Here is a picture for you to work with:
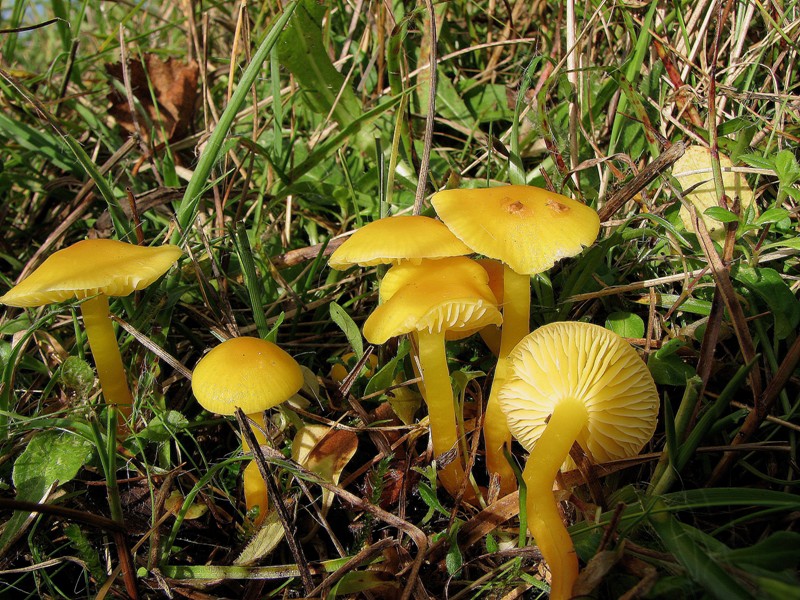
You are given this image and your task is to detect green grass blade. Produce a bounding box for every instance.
[647,498,755,600]
[174,1,298,237]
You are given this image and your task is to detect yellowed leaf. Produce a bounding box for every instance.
[164,490,207,520]
[386,379,422,426]
[291,425,358,515]
[672,145,754,241]
[234,504,287,565]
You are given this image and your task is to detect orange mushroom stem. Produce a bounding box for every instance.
[363,257,502,503]
[416,329,472,498]
[521,397,588,599]
[432,185,601,497]
[483,265,531,495]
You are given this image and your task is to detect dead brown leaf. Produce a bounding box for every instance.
[106,53,198,144]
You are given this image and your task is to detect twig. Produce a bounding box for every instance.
[689,205,762,402]
[0,498,138,599]
[235,410,316,595]
[308,538,396,598]
[708,334,800,484]
[413,0,437,215]
[597,141,685,222]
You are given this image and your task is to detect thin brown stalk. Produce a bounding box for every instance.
[236,410,316,595]
[414,0,438,215]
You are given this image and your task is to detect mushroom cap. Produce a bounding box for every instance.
[328,215,472,270]
[431,185,600,275]
[0,239,182,307]
[192,337,304,415]
[363,258,502,344]
[378,256,495,303]
[499,321,658,464]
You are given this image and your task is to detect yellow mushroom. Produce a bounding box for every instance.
[0,239,182,429]
[191,336,304,525]
[363,257,502,503]
[499,322,658,599]
[328,215,471,270]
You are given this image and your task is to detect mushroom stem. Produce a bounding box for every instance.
[80,295,134,428]
[243,460,269,527]
[522,398,589,600]
[417,329,476,503]
[242,412,270,526]
[484,265,530,496]
[242,412,268,452]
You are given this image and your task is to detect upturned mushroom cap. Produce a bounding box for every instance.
[431,185,600,275]
[328,215,472,270]
[0,239,183,307]
[363,259,502,344]
[192,337,304,415]
[499,321,658,464]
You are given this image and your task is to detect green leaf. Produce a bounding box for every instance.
[329,302,364,359]
[703,206,740,223]
[0,430,94,554]
[648,353,695,386]
[723,532,800,571]
[417,480,449,518]
[462,83,511,123]
[655,338,687,359]
[647,501,756,600]
[604,311,645,338]
[774,149,800,185]
[717,117,755,136]
[763,237,800,250]
[445,522,464,576]
[363,338,410,398]
[435,71,472,122]
[733,266,800,340]
[332,571,398,596]
[738,153,774,171]
[754,208,790,226]
[756,576,800,600]
[276,0,364,143]
[59,356,95,400]
[139,410,189,443]
[0,112,76,173]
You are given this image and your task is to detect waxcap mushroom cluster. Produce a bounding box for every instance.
[329,184,604,502]
[327,184,659,597]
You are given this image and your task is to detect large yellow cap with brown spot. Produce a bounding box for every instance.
[0,239,182,307]
[192,337,304,415]
[431,185,600,275]
[328,215,472,270]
